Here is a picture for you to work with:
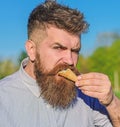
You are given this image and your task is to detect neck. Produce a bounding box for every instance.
[24,60,36,79]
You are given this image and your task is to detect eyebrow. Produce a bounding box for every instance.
[54,42,67,49]
[54,42,81,51]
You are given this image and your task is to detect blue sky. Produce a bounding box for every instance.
[0,0,120,59]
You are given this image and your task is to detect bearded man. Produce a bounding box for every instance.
[0,1,120,127]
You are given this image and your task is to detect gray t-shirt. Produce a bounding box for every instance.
[0,58,113,127]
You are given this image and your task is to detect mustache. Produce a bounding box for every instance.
[46,64,80,76]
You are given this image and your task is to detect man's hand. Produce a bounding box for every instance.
[76,72,114,106]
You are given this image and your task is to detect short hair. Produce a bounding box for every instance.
[27,0,88,41]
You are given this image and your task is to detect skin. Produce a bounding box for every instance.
[25,26,80,78]
[25,26,120,127]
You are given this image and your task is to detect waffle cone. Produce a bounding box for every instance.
[58,69,77,82]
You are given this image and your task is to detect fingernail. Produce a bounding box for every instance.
[77,76,82,80]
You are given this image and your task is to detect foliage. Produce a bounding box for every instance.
[86,39,120,87]
[0,51,27,79]
[17,50,28,66]
[76,55,89,73]
[115,91,120,99]
[0,59,18,79]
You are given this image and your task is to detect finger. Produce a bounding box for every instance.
[76,78,112,97]
[76,78,110,87]
[81,90,102,98]
[78,72,109,80]
[78,85,106,93]
[81,90,108,102]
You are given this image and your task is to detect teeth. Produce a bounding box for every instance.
[58,68,77,82]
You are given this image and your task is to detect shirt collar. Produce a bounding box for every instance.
[19,57,40,97]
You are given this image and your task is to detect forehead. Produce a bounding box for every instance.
[44,26,81,47]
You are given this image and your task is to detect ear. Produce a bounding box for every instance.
[25,40,36,62]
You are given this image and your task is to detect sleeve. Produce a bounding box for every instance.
[92,100,113,127]
[77,89,113,127]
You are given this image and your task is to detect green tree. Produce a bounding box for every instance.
[17,50,28,66]
[0,59,18,79]
[87,39,120,91]
[76,55,89,73]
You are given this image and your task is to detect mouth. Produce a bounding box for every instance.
[57,68,77,82]
[42,64,79,80]
[46,68,68,76]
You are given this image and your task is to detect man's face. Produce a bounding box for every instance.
[34,26,81,108]
[35,26,80,72]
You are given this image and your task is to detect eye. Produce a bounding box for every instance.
[53,46,62,50]
[52,44,67,50]
[71,48,80,54]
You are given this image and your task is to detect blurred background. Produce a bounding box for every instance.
[0,0,120,97]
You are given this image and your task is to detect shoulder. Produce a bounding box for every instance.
[0,70,27,106]
[0,71,21,93]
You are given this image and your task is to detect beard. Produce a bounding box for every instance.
[34,53,80,109]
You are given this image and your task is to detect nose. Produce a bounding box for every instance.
[62,51,74,66]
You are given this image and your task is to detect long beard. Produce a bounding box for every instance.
[34,54,80,109]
